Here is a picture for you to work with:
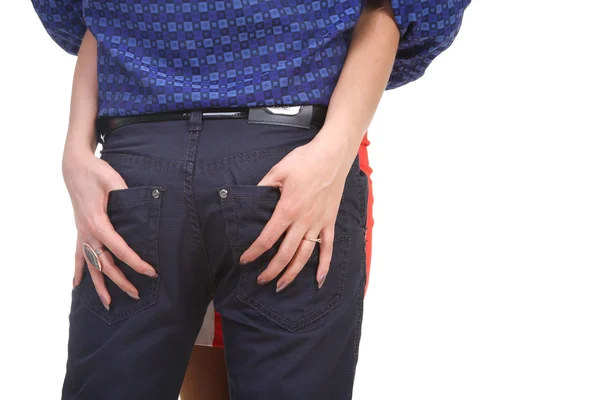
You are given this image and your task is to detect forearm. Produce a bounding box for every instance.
[63,29,99,162]
[315,2,399,163]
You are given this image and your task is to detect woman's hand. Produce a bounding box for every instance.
[239,130,358,292]
[63,149,158,310]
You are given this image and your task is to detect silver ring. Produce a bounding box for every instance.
[82,243,105,272]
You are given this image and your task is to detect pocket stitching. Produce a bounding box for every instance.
[220,186,351,332]
[107,199,155,208]
[237,233,350,332]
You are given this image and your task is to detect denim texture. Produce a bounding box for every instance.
[63,113,368,399]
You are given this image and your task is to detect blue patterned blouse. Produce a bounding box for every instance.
[32,0,469,117]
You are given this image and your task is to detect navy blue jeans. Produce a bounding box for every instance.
[63,112,369,399]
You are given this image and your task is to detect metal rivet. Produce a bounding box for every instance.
[152,189,161,199]
[219,189,228,199]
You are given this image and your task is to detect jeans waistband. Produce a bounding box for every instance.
[95,105,328,144]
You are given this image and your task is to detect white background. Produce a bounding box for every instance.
[2,1,599,399]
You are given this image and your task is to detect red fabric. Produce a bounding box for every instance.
[212,310,224,348]
[358,133,374,295]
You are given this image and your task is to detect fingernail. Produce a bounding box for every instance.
[145,269,158,278]
[126,291,140,300]
[276,281,289,292]
[101,297,110,311]
[257,276,266,285]
[239,257,247,265]
[318,273,327,289]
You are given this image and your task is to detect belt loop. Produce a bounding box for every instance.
[188,110,203,132]
[95,119,106,144]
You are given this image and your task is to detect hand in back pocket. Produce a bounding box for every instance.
[219,183,352,332]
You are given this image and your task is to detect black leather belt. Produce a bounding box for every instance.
[96,105,327,144]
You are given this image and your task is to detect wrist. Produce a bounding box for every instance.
[62,140,97,176]
[314,122,365,166]
[64,127,98,154]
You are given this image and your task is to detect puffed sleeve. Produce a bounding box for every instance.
[386,0,471,89]
[31,0,86,55]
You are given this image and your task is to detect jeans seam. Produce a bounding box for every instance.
[353,225,367,364]
[196,146,295,173]
[219,186,242,265]
[353,294,364,366]
[101,152,185,171]
[106,199,154,208]
[355,157,368,230]
[184,112,217,293]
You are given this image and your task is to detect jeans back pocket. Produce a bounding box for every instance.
[219,184,351,332]
[74,185,163,325]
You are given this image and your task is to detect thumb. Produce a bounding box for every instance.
[99,159,128,191]
[256,166,284,189]
[105,171,128,192]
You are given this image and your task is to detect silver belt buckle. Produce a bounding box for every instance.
[262,105,303,116]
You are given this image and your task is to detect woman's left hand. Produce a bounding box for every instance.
[239,131,357,292]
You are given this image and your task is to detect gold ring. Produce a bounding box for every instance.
[82,243,105,272]
[303,237,321,243]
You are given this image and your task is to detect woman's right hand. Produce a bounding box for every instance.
[63,149,159,310]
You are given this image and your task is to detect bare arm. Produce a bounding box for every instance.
[241,2,400,289]
[63,29,99,159]
[315,1,400,168]
[62,29,158,307]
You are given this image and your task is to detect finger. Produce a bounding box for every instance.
[73,234,85,288]
[275,228,321,292]
[239,202,295,264]
[256,165,283,188]
[315,226,335,289]
[98,251,140,300]
[84,238,111,310]
[256,223,307,289]
[92,213,158,278]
